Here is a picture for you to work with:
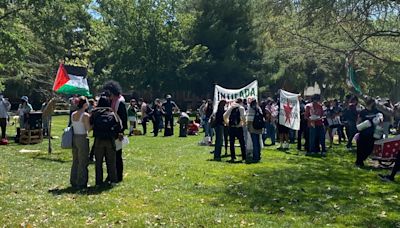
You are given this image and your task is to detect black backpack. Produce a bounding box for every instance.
[252,107,265,130]
[229,107,241,126]
[93,109,121,139]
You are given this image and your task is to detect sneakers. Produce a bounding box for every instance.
[283,142,290,150]
[379,174,394,182]
[355,162,364,168]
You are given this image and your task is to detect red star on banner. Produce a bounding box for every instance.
[283,101,293,124]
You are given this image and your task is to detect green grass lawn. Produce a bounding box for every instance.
[0,116,399,227]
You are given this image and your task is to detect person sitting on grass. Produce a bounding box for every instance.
[178,109,190,137]
[188,120,200,135]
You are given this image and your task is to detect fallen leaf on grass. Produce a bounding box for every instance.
[333,204,340,210]
[20,222,32,228]
[86,217,96,225]
[378,211,387,218]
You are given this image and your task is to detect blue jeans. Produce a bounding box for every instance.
[204,118,214,138]
[251,133,261,161]
[309,125,326,153]
[263,122,276,145]
[214,125,224,159]
[289,129,295,143]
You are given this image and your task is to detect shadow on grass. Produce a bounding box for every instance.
[48,185,113,196]
[206,152,400,227]
[31,154,70,163]
[33,156,70,163]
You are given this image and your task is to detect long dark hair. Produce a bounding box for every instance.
[217,100,226,112]
[97,96,111,108]
[77,96,88,109]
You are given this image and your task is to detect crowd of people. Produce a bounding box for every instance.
[198,93,400,180]
[2,86,400,187]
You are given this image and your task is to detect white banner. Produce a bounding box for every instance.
[279,89,300,130]
[213,81,258,111]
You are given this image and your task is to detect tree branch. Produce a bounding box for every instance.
[287,30,348,55]
[0,5,25,21]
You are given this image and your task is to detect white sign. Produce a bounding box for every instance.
[213,81,258,111]
[279,89,300,130]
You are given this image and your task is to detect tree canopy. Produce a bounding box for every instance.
[1,0,400,105]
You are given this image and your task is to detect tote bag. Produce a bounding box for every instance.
[61,127,73,149]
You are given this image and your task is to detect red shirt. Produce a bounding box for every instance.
[305,102,324,127]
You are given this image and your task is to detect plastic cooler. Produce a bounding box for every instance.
[372,135,400,166]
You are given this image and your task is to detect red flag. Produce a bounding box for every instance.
[53,64,70,91]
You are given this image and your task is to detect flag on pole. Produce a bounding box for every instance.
[346,64,362,95]
[53,64,91,96]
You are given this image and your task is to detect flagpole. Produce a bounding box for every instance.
[48,117,52,154]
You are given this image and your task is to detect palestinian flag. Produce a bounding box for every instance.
[346,63,362,95]
[53,64,91,96]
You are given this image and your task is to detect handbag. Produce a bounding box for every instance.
[61,126,74,149]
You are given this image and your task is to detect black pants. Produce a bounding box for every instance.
[179,118,189,137]
[0,118,7,139]
[142,117,149,135]
[390,153,400,179]
[164,115,174,136]
[356,133,375,166]
[229,127,246,160]
[297,121,308,150]
[153,119,160,136]
[224,126,229,154]
[116,149,123,182]
[337,125,346,143]
[89,144,95,160]
[345,122,357,148]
